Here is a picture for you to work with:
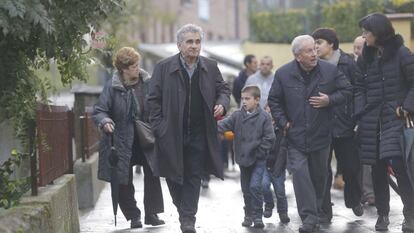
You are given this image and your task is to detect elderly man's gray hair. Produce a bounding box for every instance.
[291,35,314,55]
[176,24,204,43]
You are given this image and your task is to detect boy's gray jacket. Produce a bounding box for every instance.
[218,107,275,167]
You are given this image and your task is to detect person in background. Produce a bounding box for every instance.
[147,24,230,233]
[312,28,364,223]
[268,35,352,233]
[93,47,165,229]
[218,85,275,229]
[355,13,414,232]
[232,54,258,106]
[245,56,290,224]
[353,35,376,206]
[353,36,365,61]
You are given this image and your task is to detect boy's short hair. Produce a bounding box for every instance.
[241,85,261,99]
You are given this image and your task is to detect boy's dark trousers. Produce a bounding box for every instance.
[321,136,362,219]
[240,160,266,221]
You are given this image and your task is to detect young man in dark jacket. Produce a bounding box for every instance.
[218,85,275,229]
[312,28,364,223]
[232,54,258,106]
[268,35,352,233]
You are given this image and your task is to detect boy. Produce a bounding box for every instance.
[218,85,275,228]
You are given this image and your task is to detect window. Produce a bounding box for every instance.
[198,0,209,21]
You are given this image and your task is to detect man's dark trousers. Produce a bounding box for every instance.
[287,146,330,226]
[321,137,362,219]
[166,130,207,225]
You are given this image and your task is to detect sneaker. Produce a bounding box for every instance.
[145,214,165,226]
[402,218,414,232]
[130,217,143,228]
[253,219,264,228]
[375,215,390,231]
[299,223,319,233]
[352,203,364,217]
[241,216,252,227]
[263,207,273,218]
[279,213,290,223]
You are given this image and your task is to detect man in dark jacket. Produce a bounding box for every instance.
[232,54,258,106]
[268,35,352,233]
[147,24,230,233]
[312,28,363,223]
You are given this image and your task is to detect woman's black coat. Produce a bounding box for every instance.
[354,35,414,164]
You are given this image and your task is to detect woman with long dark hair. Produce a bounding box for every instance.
[355,13,414,232]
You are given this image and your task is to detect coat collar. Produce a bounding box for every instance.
[362,34,404,63]
[168,53,208,74]
[111,68,151,91]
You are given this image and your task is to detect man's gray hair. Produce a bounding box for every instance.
[291,35,314,55]
[176,24,204,43]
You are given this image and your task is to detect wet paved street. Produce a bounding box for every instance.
[80,165,405,233]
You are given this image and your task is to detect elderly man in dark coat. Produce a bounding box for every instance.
[268,35,352,233]
[147,24,230,233]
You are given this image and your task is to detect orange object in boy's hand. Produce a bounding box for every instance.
[223,131,234,141]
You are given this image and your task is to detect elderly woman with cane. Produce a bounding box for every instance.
[93,47,165,228]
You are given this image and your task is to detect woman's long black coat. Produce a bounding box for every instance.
[354,35,414,164]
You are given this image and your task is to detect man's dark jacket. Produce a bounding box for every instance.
[333,51,358,138]
[232,69,249,105]
[268,60,352,153]
[147,53,230,184]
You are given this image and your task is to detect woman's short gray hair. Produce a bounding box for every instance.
[176,24,204,43]
[291,35,314,55]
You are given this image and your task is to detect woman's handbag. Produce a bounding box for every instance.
[135,120,155,149]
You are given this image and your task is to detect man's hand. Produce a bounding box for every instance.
[213,104,224,117]
[103,123,114,133]
[309,92,330,108]
[283,122,291,136]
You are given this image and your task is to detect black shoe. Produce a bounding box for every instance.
[130,217,142,228]
[253,219,264,228]
[241,216,253,227]
[402,218,414,232]
[299,223,319,233]
[145,214,165,226]
[375,215,390,231]
[352,203,364,217]
[279,213,290,223]
[263,207,273,218]
[180,222,196,233]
